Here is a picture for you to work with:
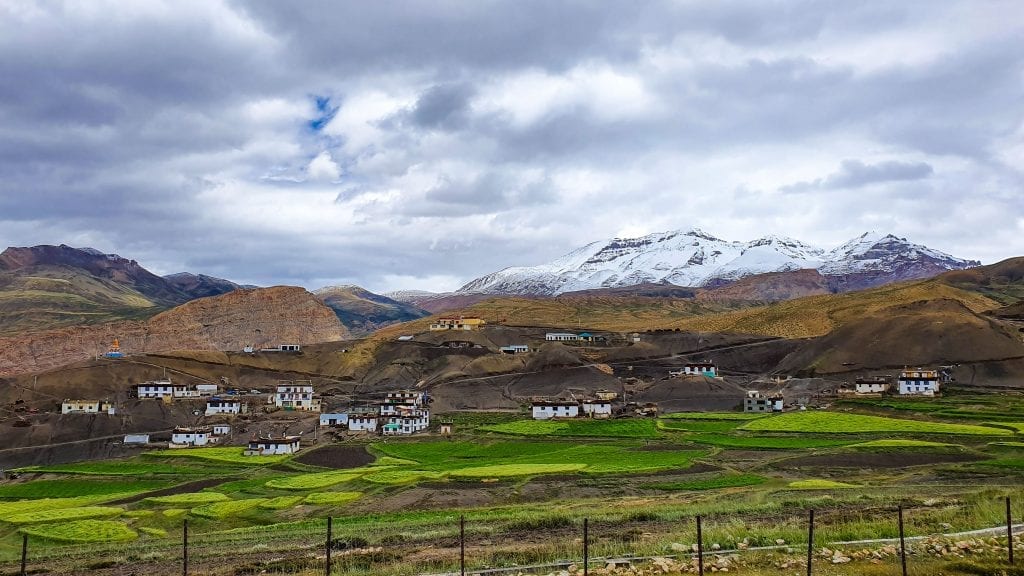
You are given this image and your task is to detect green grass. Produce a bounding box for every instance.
[0,496,128,520]
[2,506,124,524]
[661,412,767,420]
[788,479,859,489]
[686,433,853,449]
[259,496,304,510]
[975,458,1024,470]
[984,422,1024,433]
[362,470,447,484]
[644,473,767,491]
[264,471,363,490]
[657,419,744,433]
[303,492,362,506]
[162,508,187,518]
[449,463,588,478]
[0,479,170,499]
[740,411,1010,435]
[146,492,230,505]
[145,447,288,465]
[18,460,233,476]
[19,520,138,543]
[138,527,168,537]
[480,419,658,438]
[190,498,268,519]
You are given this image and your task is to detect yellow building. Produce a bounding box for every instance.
[429,316,486,331]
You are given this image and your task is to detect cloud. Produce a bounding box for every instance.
[781,159,934,193]
[0,0,1022,293]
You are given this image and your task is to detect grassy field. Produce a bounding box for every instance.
[145,493,229,505]
[264,470,364,490]
[686,433,853,449]
[740,411,1011,435]
[480,418,658,438]
[787,479,860,489]
[144,447,288,465]
[18,520,138,543]
[190,498,268,519]
[644,474,767,491]
[302,492,362,506]
[0,479,169,499]
[3,506,123,524]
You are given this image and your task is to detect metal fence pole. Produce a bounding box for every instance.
[326,516,333,576]
[1008,496,1015,565]
[460,515,465,576]
[20,533,27,576]
[806,509,814,576]
[583,518,589,576]
[696,515,704,576]
[183,518,189,576]
[898,506,908,576]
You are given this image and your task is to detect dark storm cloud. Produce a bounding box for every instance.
[0,1,1021,292]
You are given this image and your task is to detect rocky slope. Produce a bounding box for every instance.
[0,286,349,377]
[162,272,244,299]
[458,230,979,295]
[314,285,430,336]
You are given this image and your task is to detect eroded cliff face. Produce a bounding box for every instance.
[0,286,349,376]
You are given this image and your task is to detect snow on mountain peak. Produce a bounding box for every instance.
[457,229,978,295]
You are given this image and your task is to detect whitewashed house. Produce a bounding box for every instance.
[898,369,940,396]
[348,415,379,433]
[682,362,717,378]
[212,425,231,436]
[205,399,241,416]
[500,345,530,354]
[382,409,430,435]
[273,382,320,411]
[531,400,580,420]
[429,317,485,331]
[136,379,175,399]
[170,426,214,447]
[581,399,613,418]
[385,390,425,406]
[545,333,578,342]
[245,435,301,455]
[61,400,114,415]
[319,413,349,427]
[855,378,890,395]
[262,344,301,352]
[743,391,784,413]
[195,384,219,396]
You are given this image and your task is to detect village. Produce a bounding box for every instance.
[41,317,955,459]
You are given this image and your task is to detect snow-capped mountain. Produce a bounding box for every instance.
[456,230,979,295]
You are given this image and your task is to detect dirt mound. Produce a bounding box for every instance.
[775,298,1024,375]
[524,343,586,371]
[697,269,832,303]
[293,445,375,469]
[505,366,621,399]
[632,377,748,412]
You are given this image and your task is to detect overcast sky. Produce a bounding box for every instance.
[1,1,1022,293]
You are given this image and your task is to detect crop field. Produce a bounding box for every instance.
[3,402,1024,576]
[739,411,1010,435]
[480,418,658,438]
[144,447,289,465]
[661,412,767,420]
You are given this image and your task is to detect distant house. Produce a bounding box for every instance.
[855,377,890,395]
[631,333,641,343]
[61,400,114,415]
[898,369,940,396]
[429,316,486,331]
[682,362,717,378]
[385,390,425,406]
[205,399,241,416]
[123,434,150,445]
[273,382,320,411]
[743,391,783,413]
[581,399,613,418]
[439,421,453,436]
[382,409,430,435]
[170,426,214,447]
[576,332,606,343]
[245,435,301,455]
[195,384,219,397]
[262,344,301,352]
[348,415,379,433]
[500,345,530,354]
[531,400,580,420]
[136,379,175,400]
[212,425,231,436]
[545,333,578,342]
[594,389,619,401]
[319,413,349,427]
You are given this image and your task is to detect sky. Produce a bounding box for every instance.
[1,1,1022,293]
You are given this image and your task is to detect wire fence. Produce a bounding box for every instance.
[3,497,1023,575]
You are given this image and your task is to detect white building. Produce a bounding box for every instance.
[581,400,613,418]
[898,369,940,396]
[245,435,301,455]
[195,384,219,396]
[262,344,301,352]
[212,425,231,436]
[532,400,580,420]
[348,414,379,433]
[500,345,530,354]
[855,378,890,395]
[123,434,150,444]
[205,399,241,416]
[382,410,430,435]
[136,379,175,399]
[429,317,485,331]
[385,390,424,406]
[682,362,717,377]
[319,413,349,427]
[545,333,578,342]
[170,427,214,447]
[61,400,114,415]
[273,382,320,411]
[743,391,783,413]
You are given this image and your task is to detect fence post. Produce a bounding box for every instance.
[460,515,465,576]
[183,518,189,576]
[696,515,704,576]
[806,509,814,576]
[1008,496,1015,565]
[898,506,907,576]
[583,517,589,576]
[20,533,27,576]
[326,516,333,576]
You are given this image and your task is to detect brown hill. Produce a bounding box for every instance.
[0,286,349,377]
[939,257,1024,304]
[775,298,1024,375]
[696,269,832,303]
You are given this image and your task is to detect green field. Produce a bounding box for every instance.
[740,411,1011,435]
[2,506,123,524]
[450,463,588,478]
[644,474,767,491]
[302,492,362,506]
[686,433,853,449]
[145,492,230,505]
[264,470,364,490]
[19,520,138,543]
[661,412,767,420]
[480,418,658,438]
[0,479,169,499]
[144,447,288,465]
[190,498,268,519]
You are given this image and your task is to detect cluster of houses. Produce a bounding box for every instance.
[61,399,115,415]
[743,390,784,413]
[530,390,619,420]
[544,332,607,343]
[847,368,944,397]
[319,390,431,436]
[670,361,718,378]
[135,379,219,401]
[170,424,232,448]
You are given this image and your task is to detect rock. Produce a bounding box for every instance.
[711,543,721,551]
[670,543,688,552]
[775,539,786,545]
